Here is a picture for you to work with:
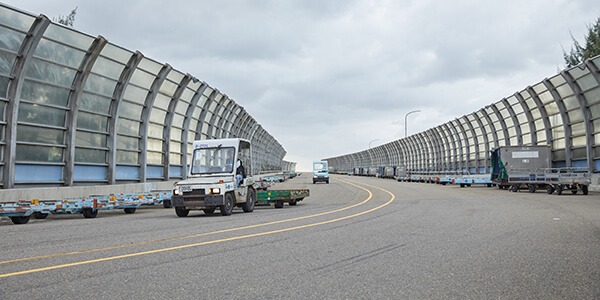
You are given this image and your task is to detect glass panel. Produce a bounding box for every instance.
[16,144,62,162]
[117,118,140,135]
[17,125,63,144]
[0,76,9,98]
[511,103,524,114]
[117,136,139,150]
[571,122,586,136]
[552,126,565,138]
[74,148,106,163]
[148,123,163,139]
[172,114,184,128]
[91,56,125,80]
[545,102,560,116]
[116,150,138,164]
[147,152,163,164]
[534,119,545,129]
[84,73,118,97]
[77,112,108,132]
[73,165,107,180]
[576,73,597,91]
[572,136,587,147]
[21,80,70,106]
[26,58,78,86]
[79,92,112,114]
[100,44,133,64]
[180,88,194,103]
[147,139,163,151]
[555,83,573,98]
[167,70,185,83]
[0,51,17,73]
[584,88,600,105]
[149,108,166,123]
[175,101,188,115]
[43,23,93,50]
[568,110,583,123]
[170,128,182,141]
[566,66,587,80]
[147,166,163,177]
[170,140,181,152]
[0,7,35,31]
[562,96,579,111]
[170,153,181,164]
[525,98,536,110]
[530,108,541,119]
[549,74,567,86]
[76,131,107,147]
[537,90,554,104]
[154,93,171,110]
[119,101,143,120]
[35,38,85,68]
[123,84,148,105]
[591,103,600,119]
[552,138,565,149]
[129,69,155,88]
[537,131,546,142]
[18,103,66,126]
[138,58,163,74]
[159,80,178,96]
[15,164,62,182]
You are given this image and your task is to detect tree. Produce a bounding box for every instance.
[54,7,77,27]
[563,18,600,68]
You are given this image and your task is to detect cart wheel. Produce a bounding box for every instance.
[33,212,48,219]
[175,207,189,217]
[546,185,555,195]
[220,193,235,216]
[124,208,136,214]
[241,188,255,213]
[163,199,172,208]
[274,200,284,209]
[10,216,30,224]
[82,208,98,218]
[510,185,518,192]
[582,185,589,195]
[203,208,216,215]
[528,185,536,193]
[460,184,465,188]
[289,199,297,206]
[556,185,563,195]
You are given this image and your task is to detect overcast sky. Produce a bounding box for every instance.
[5,0,600,171]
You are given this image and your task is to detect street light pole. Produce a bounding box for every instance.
[368,139,379,149]
[404,110,421,138]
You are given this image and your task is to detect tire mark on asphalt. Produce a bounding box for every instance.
[310,244,407,273]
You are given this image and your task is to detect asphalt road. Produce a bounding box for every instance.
[1,174,600,299]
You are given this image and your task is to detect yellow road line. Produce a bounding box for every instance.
[0,178,369,266]
[0,180,395,278]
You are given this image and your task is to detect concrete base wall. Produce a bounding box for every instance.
[590,174,600,192]
[0,181,176,202]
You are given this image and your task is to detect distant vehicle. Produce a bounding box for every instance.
[313,161,330,184]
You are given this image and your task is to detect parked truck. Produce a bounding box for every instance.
[171,138,256,217]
